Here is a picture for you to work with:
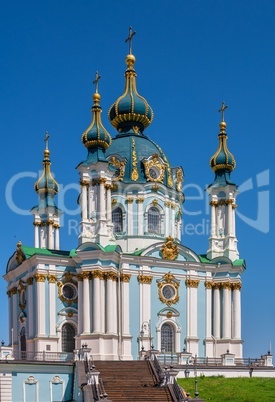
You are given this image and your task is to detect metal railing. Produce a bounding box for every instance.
[11,350,74,362]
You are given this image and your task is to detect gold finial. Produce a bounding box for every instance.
[93,71,101,94]
[44,131,50,150]
[218,101,228,122]
[125,26,136,54]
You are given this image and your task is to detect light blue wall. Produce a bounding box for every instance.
[12,368,74,402]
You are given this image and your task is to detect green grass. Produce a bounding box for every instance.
[177,376,275,402]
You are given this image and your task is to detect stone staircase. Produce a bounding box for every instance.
[79,360,173,401]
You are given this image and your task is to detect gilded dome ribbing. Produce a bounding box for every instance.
[108,53,153,134]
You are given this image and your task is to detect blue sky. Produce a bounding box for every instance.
[0,0,274,357]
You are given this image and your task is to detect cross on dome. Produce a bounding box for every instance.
[125,26,136,54]
[218,101,228,122]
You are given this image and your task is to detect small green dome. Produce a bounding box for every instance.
[35,149,59,194]
[82,92,112,150]
[210,121,236,173]
[108,54,153,135]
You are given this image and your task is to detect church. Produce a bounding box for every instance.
[4,29,245,367]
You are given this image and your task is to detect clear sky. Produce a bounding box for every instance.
[1,0,274,358]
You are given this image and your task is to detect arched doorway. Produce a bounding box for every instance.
[61,323,76,353]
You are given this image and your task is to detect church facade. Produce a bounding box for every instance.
[4,39,245,364]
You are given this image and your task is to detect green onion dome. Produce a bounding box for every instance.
[108,54,153,135]
[210,120,236,173]
[82,92,112,150]
[35,149,59,195]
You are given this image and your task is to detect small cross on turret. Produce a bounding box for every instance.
[218,101,228,122]
[125,26,136,54]
[93,71,101,94]
[44,131,50,150]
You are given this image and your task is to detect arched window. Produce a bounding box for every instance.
[161,323,174,353]
[112,207,123,233]
[148,207,161,234]
[62,323,75,353]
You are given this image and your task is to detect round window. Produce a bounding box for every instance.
[162,285,176,300]
[62,284,77,300]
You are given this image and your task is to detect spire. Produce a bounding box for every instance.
[31,133,62,249]
[81,71,112,152]
[108,27,153,135]
[209,102,236,186]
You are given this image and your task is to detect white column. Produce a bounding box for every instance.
[213,283,221,338]
[227,199,233,236]
[222,283,232,338]
[100,275,105,333]
[210,198,217,236]
[164,201,170,237]
[112,276,118,334]
[126,198,134,235]
[99,179,106,220]
[92,272,102,333]
[40,225,46,248]
[34,223,39,247]
[205,282,212,338]
[189,285,198,337]
[55,225,60,250]
[8,291,12,345]
[106,185,112,222]
[106,273,114,334]
[27,278,34,338]
[121,275,131,336]
[77,276,83,335]
[48,276,56,336]
[232,283,241,339]
[138,275,152,350]
[48,222,54,249]
[81,181,88,220]
[137,198,144,236]
[82,272,90,334]
[35,274,46,336]
[171,204,176,237]
[11,288,18,345]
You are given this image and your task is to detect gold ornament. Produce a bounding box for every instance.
[161,236,179,261]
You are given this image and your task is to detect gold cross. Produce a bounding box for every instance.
[125,26,136,54]
[44,131,50,149]
[93,71,101,93]
[218,101,228,122]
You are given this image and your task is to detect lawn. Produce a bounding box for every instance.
[177,376,275,401]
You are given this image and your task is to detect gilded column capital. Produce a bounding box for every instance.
[209,200,218,207]
[53,223,60,229]
[27,277,34,286]
[11,287,18,295]
[98,177,107,185]
[82,271,90,280]
[221,282,232,290]
[136,197,144,203]
[137,274,153,284]
[34,274,47,282]
[164,201,171,208]
[80,179,90,187]
[76,274,83,282]
[232,204,238,209]
[120,273,131,283]
[225,198,234,205]
[212,282,221,290]
[48,219,54,225]
[104,183,112,190]
[126,197,134,204]
[91,270,105,280]
[171,202,176,210]
[185,279,199,288]
[105,271,118,281]
[33,222,41,227]
[205,281,213,289]
[48,274,57,283]
[232,282,242,291]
